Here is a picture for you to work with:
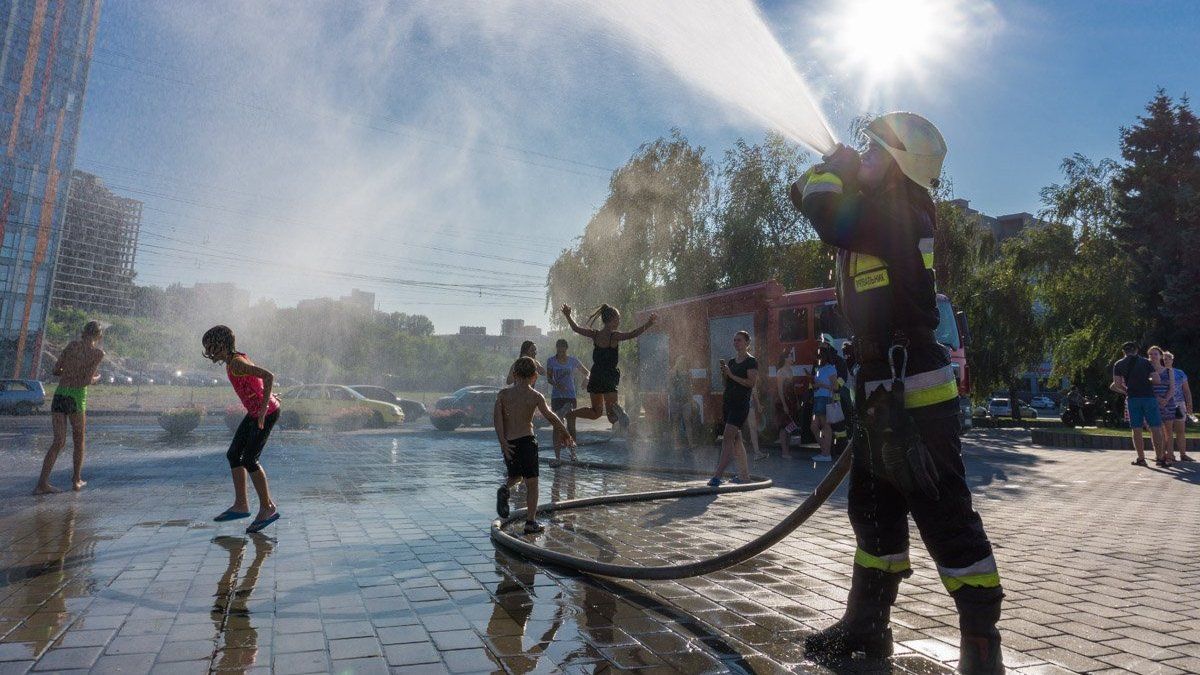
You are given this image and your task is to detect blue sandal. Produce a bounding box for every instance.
[245,512,280,533]
[214,509,251,522]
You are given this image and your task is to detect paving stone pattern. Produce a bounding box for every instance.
[0,419,1197,673]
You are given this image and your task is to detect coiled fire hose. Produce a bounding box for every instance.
[490,448,852,580]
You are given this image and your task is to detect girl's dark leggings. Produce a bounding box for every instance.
[227,410,279,473]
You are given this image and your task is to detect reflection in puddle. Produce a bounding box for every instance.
[210,534,274,670]
[0,505,97,657]
[551,463,577,504]
[0,428,939,672]
[484,550,565,672]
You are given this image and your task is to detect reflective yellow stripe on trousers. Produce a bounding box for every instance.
[855,547,911,573]
[938,555,1001,592]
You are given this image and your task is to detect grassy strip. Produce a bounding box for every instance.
[971,417,1063,429]
[1060,425,1200,439]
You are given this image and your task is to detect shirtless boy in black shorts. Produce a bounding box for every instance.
[495,356,574,534]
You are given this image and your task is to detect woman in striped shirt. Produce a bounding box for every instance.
[1148,346,1175,466]
[1162,352,1193,462]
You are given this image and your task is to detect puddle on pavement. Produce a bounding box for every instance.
[0,428,863,672]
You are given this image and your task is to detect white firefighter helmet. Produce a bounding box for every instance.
[863,112,947,190]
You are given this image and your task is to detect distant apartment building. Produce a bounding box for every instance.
[342,288,375,312]
[173,282,250,312]
[500,318,542,338]
[458,326,486,336]
[51,171,142,315]
[297,288,375,313]
[0,0,103,377]
[948,199,1043,244]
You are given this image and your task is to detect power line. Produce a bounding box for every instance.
[75,157,576,253]
[96,182,558,269]
[2,215,548,302]
[134,240,545,300]
[11,193,553,285]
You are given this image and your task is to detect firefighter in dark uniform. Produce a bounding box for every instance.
[790,112,1003,673]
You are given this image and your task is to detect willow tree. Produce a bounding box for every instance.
[546,130,715,325]
[715,133,823,289]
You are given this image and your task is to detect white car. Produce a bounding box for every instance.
[988,397,1038,419]
[1029,395,1056,409]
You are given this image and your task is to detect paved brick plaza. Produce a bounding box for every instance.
[0,417,1197,674]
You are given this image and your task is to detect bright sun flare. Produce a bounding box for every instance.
[821,0,985,97]
[835,0,942,77]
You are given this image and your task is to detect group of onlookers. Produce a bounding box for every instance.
[1111,341,1193,467]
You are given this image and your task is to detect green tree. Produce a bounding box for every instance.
[546,130,715,324]
[715,134,816,287]
[1112,89,1200,366]
[955,245,1042,411]
[933,198,994,302]
[131,285,168,318]
[546,131,838,321]
[1036,155,1145,391]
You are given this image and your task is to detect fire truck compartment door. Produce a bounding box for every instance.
[708,313,756,392]
[638,333,668,392]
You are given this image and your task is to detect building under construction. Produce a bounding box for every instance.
[50,171,143,315]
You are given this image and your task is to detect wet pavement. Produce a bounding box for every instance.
[1,417,1198,674]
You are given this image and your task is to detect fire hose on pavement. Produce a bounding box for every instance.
[490,448,852,580]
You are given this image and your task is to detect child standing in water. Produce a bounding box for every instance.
[495,356,575,534]
[505,340,546,385]
[561,304,657,429]
[203,326,281,534]
[34,321,105,494]
[545,338,589,462]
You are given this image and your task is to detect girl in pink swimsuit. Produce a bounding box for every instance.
[203,325,281,533]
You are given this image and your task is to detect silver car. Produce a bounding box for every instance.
[0,379,46,414]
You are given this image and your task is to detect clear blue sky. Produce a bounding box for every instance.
[75,1,1199,334]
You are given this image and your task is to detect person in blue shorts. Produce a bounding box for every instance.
[810,344,839,462]
[1110,341,1164,467]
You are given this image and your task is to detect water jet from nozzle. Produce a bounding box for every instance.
[563,0,838,155]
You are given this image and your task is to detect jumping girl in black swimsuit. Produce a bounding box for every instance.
[562,303,657,427]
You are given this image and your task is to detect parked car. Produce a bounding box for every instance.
[97,365,134,385]
[275,375,303,388]
[988,397,1038,419]
[348,385,427,421]
[277,384,405,429]
[430,386,501,431]
[147,369,175,385]
[1029,395,1056,409]
[174,371,221,387]
[0,379,45,414]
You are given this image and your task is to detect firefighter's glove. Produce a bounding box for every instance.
[818,144,861,182]
[882,429,941,501]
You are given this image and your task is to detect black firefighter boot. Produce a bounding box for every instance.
[804,565,905,659]
[952,585,1005,674]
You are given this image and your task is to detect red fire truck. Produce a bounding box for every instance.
[634,280,972,439]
